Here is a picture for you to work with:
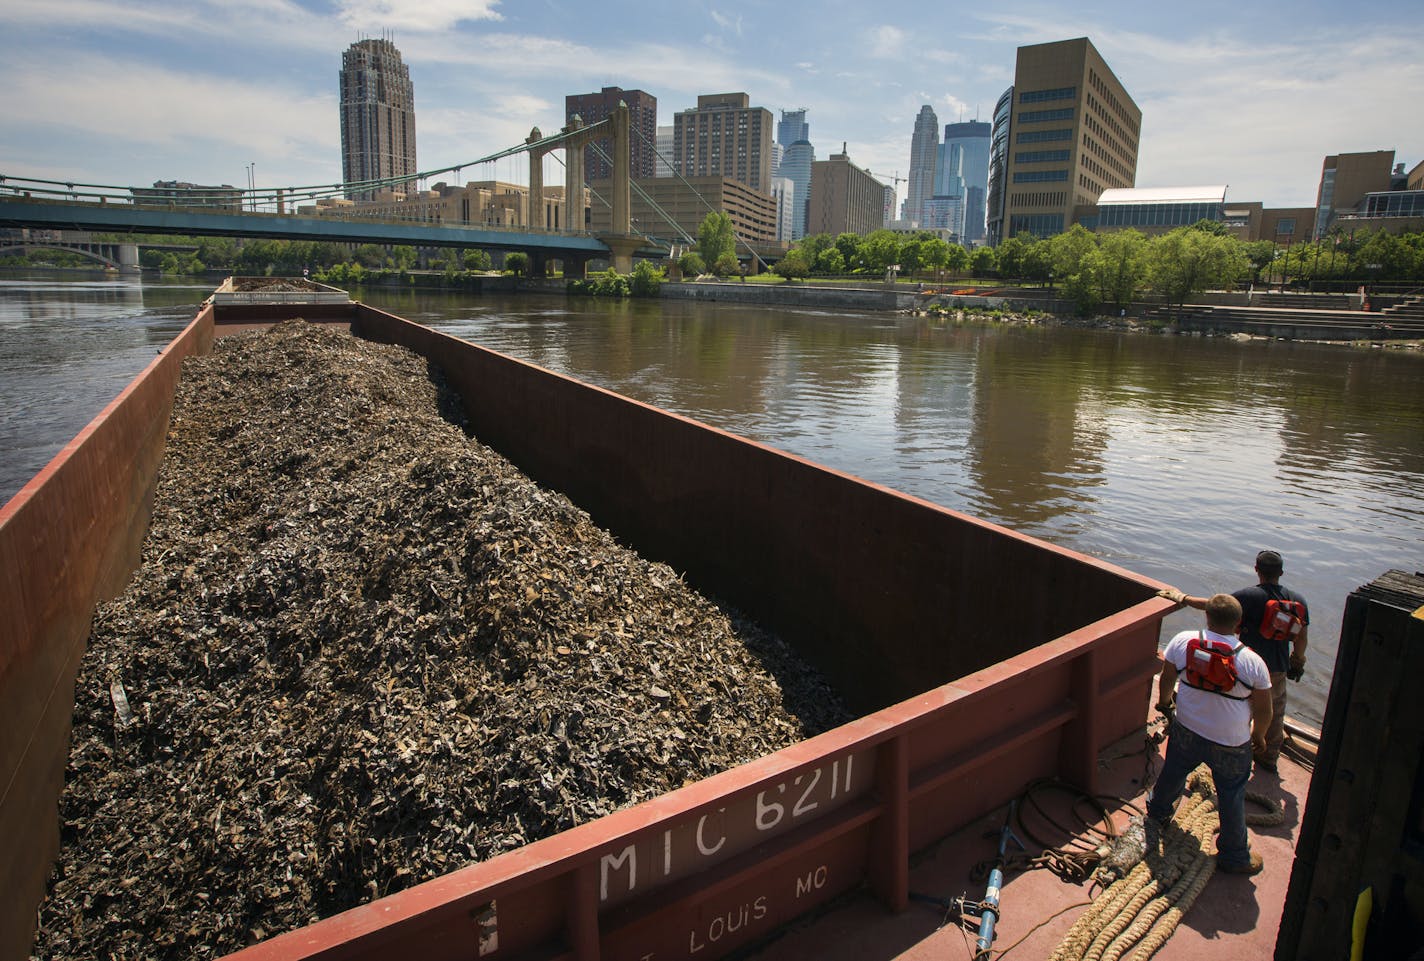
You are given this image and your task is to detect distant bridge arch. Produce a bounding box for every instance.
[0,239,139,272]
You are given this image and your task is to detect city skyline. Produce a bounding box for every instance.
[2,0,1421,213]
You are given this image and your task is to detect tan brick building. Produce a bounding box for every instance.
[585,176,779,246]
[807,152,887,236]
[987,37,1140,242]
[1314,150,1396,238]
[298,180,582,232]
[671,93,775,193]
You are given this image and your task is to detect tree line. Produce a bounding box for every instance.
[762,221,1424,312]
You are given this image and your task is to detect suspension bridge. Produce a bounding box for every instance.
[0,102,736,276]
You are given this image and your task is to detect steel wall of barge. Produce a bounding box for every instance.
[0,304,216,961]
[1,299,1176,961]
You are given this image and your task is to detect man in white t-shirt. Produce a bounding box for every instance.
[1148,593,1273,875]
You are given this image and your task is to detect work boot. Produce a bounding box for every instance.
[1253,752,1278,774]
[1217,851,1265,876]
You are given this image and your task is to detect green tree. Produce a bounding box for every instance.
[995,235,1029,278]
[815,248,845,273]
[798,233,835,263]
[944,242,970,275]
[1093,229,1149,308]
[899,238,926,278]
[311,242,347,268]
[463,249,492,271]
[859,229,902,271]
[630,260,663,296]
[1048,224,1098,283]
[504,252,530,276]
[196,238,238,269]
[1020,238,1052,285]
[354,244,386,268]
[391,245,418,270]
[696,212,736,267]
[1189,218,1230,236]
[712,251,740,277]
[970,246,998,277]
[921,238,951,280]
[771,247,811,281]
[1355,230,1416,281]
[834,233,861,270]
[677,251,705,277]
[1242,241,1276,284]
[1148,227,1248,305]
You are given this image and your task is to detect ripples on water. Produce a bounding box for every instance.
[7,279,1424,727]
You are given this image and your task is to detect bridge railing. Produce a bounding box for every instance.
[0,193,638,241]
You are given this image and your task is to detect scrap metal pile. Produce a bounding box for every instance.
[34,321,850,960]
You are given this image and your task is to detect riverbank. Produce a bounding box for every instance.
[907,300,1424,350]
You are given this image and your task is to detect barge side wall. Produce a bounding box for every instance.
[0,304,216,961]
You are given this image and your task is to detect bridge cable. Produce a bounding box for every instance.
[627,126,769,271]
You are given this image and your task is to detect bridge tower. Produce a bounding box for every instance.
[599,101,643,274]
[519,102,639,276]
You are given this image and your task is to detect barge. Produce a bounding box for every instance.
[3,280,1417,961]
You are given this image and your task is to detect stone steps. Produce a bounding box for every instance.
[1145,304,1424,339]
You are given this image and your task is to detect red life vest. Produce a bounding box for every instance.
[1260,597,1306,642]
[1183,632,1253,700]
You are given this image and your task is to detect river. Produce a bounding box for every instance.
[4,271,1424,728]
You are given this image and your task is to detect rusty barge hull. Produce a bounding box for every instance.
[0,291,1174,961]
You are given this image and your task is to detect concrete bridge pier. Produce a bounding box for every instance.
[599,237,643,274]
[563,253,591,279]
[117,243,139,273]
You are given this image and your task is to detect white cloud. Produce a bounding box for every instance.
[336,0,503,32]
[709,10,743,36]
[0,53,336,187]
[870,26,905,59]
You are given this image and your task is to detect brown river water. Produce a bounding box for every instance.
[4,272,1424,727]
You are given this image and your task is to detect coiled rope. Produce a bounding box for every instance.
[1048,766,1283,961]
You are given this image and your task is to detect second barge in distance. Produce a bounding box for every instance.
[2,278,1416,961]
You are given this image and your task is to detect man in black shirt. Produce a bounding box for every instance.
[1157,550,1309,773]
[1230,551,1308,771]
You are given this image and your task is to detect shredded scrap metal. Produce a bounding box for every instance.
[34,320,850,960]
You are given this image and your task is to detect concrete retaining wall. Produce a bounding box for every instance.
[660,281,917,312]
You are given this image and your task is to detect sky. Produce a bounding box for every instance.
[2,0,1422,213]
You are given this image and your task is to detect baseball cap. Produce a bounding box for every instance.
[1256,550,1284,570]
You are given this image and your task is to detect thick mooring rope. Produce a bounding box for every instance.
[1048,767,1282,961]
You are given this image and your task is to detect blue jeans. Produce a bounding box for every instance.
[1146,720,1253,868]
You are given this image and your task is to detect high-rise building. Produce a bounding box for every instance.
[672,93,775,192]
[883,184,897,228]
[990,36,1140,242]
[808,150,887,236]
[777,109,809,149]
[655,125,675,177]
[565,87,658,181]
[985,87,1014,246]
[780,140,815,240]
[340,38,417,201]
[921,195,966,237]
[943,121,991,244]
[904,105,939,225]
[771,176,796,242]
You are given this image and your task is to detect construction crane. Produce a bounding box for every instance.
[869,169,907,188]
